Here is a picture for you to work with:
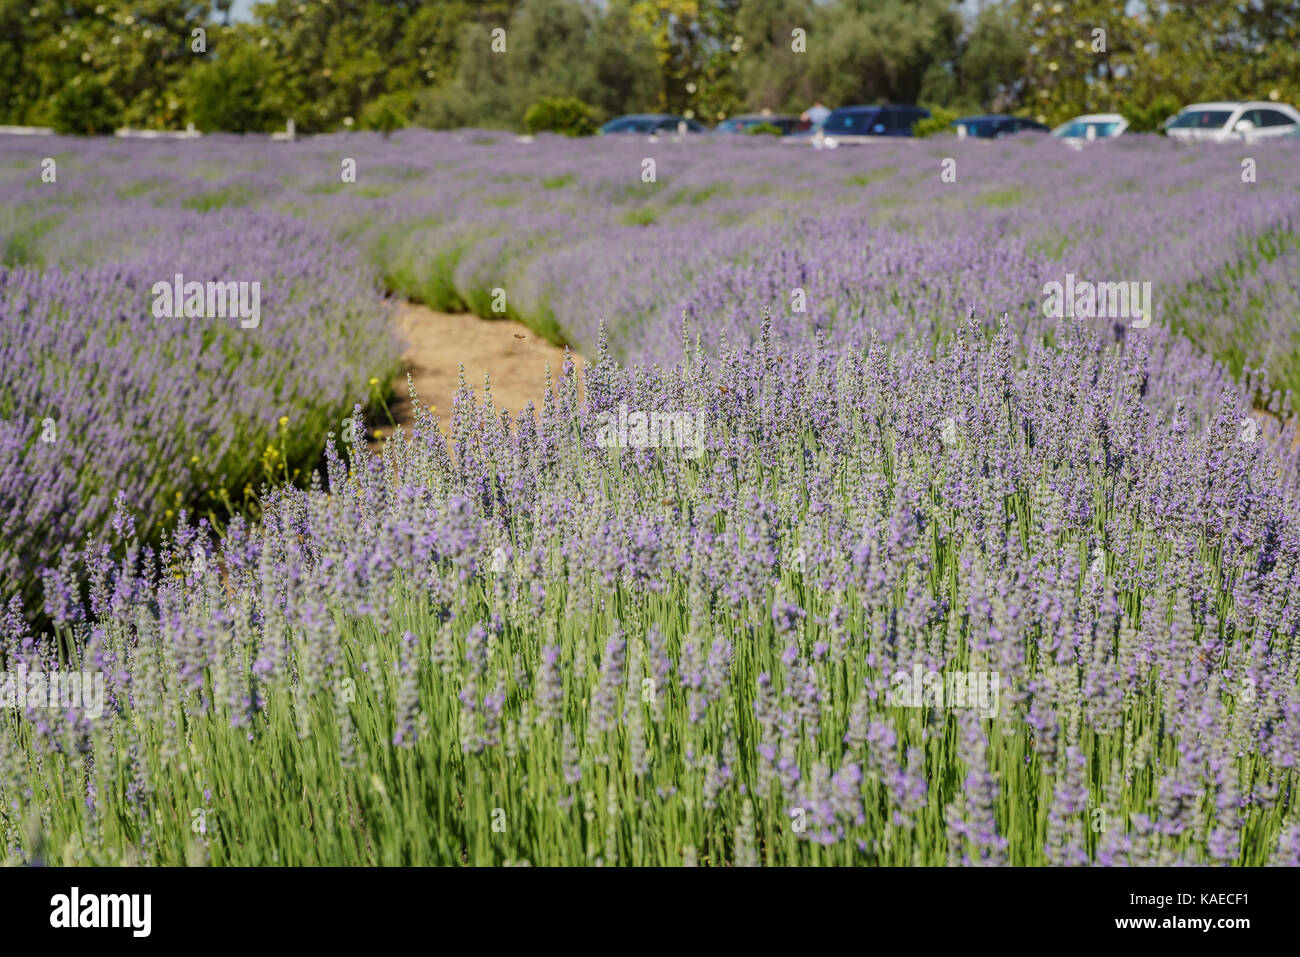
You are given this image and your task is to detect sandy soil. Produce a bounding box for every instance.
[370,302,583,450]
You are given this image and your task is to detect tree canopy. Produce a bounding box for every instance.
[2,0,1297,133]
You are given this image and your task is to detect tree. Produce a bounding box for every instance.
[360,91,415,135]
[185,43,278,132]
[1010,1,1140,125]
[245,1,519,132]
[0,1,227,129]
[6,0,1297,135]
[52,75,123,135]
[588,1,661,117]
[815,0,962,106]
[412,17,519,130]
[414,0,661,130]
[733,0,817,113]
[954,2,1028,112]
[628,0,748,118]
[1006,0,1300,127]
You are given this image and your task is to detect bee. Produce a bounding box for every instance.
[513,334,526,339]
[718,385,729,393]
[661,498,675,506]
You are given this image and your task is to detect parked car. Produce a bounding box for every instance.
[599,114,706,135]
[1050,113,1129,142]
[714,114,810,135]
[814,104,930,144]
[953,114,1050,139]
[1164,101,1300,142]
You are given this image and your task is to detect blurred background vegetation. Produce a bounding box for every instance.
[2,0,1298,135]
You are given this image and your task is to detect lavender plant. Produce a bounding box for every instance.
[1,149,397,610]
[2,131,1299,866]
[4,316,1298,865]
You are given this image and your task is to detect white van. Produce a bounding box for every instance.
[1164,101,1300,142]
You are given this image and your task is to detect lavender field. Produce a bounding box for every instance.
[3,131,1300,865]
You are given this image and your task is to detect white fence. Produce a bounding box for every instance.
[115,124,201,139]
[0,124,201,139]
[1,122,298,141]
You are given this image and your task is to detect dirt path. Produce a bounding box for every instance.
[371,302,584,449]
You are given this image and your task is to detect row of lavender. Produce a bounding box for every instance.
[11,133,1299,367]
[336,131,1294,490]
[48,130,1289,371]
[10,133,1299,384]
[0,141,397,609]
[319,134,1300,383]
[6,321,1298,864]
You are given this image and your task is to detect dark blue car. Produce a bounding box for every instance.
[953,114,1050,139]
[714,114,811,135]
[817,104,930,143]
[599,114,706,135]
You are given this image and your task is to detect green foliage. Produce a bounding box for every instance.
[180,185,254,211]
[743,121,783,136]
[245,0,505,134]
[814,0,962,106]
[953,2,1027,112]
[51,76,123,136]
[1,1,224,130]
[2,218,60,267]
[185,45,278,133]
[3,1,1300,138]
[591,1,669,117]
[415,0,656,132]
[913,106,960,138]
[360,91,415,135]
[1122,93,1182,134]
[735,0,817,114]
[843,166,897,187]
[524,96,597,136]
[1006,0,1300,127]
[412,19,518,131]
[620,207,658,226]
